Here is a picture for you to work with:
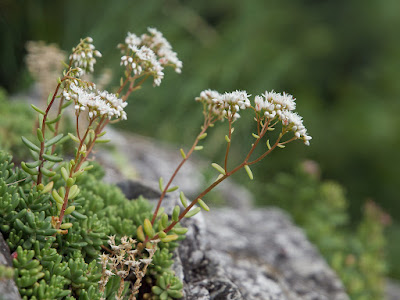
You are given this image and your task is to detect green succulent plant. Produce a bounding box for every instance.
[0,151,185,299]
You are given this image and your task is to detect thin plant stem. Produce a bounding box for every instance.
[150,118,210,225]
[224,118,233,171]
[51,96,65,154]
[156,132,283,237]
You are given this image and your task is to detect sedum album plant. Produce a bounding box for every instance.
[7,27,311,298]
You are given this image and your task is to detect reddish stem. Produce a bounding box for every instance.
[150,119,210,225]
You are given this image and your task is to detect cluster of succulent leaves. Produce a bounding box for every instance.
[263,164,387,300]
[0,151,185,299]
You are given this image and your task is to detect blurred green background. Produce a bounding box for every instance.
[1,0,399,281]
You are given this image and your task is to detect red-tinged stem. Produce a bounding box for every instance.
[224,118,233,171]
[150,118,210,225]
[57,118,95,228]
[121,75,149,102]
[76,114,81,141]
[156,131,283,237]
[37,81,64,185]
[51,96,65,154]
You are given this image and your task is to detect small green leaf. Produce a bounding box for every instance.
[97,131,107,137]
[21,162,39,175]
[277,143,285,148]
[66,177,75,187]
[211,163,226,175]
[161,234,179,243]
[36,128,44,142]
[45,114,62,125]
[172,227,188,235]
[161,214,169,228]
[68,185,79,199]
[157,231,167,239]
[41,181,54,194]
[266,139,271,150]
[68,133,80,143]
[198,199,210,211]
[244,165,254,180]
[42,153,63,162]
[61,167,69,182]
[194,146,203,151]
[95,139,110,144]
[25,161,41,168]
[252,133,260,139]
[172,205,180,222]
[152,286,163,295]
[44,133,64,147]
[71,211,87,220]
[166,186,179,192]
[198,133,207,140]
[47,92,53,105]
[180,148,186,159]
[225,135,231,143]
[137,225,145,241]
[159,177,164,192]
[143,219,154,238]
[60,223,73,229]
[21,136,40,152]
[31,104,46,115]
[40,167,56,177]
[180,191,188,208]
[52,189,64,204]
[47,123,55,132]
[184,207,201,218]
[64,206,75,215]
[168,290,183,298]
[61,100,73,109]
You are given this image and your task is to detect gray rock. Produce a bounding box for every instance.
[99,128,252,210]
[101,130,349,300]
[0,233,21,300]
[173,208,349,300]
[386,279,400,300]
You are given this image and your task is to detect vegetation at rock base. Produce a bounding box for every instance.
[0,151,184,299]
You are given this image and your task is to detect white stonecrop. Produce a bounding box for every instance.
[253,90,312,145]
[196,89,251,121]
[121,45,164,86]
[69,84,127,120]
[119,28,182,86]
[69,37,102,74]
[145,27,183,73]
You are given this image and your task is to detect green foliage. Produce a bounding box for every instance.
[150,273,184,300]
[0,151,184,299]
[0,89,35,161]
[263,163,387,300]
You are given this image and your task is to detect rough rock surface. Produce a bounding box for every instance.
[118,180,349,300]
[104,128,350,300]
[174,208,349,300]
[0,233,21,300]
[99,128,253,210]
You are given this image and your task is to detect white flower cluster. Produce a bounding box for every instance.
[144,27,183,73]
[69,37,102,74]
[254,90,312,145]
[119,28,182,86]
[121,45,164,86]
[195,89,251,121]
[65,83,127,120]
